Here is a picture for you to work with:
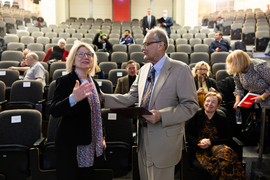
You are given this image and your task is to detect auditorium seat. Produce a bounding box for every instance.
[99,62,117,79]
[4,35,19,44]
[21,36,34,46]
[255,31,270,51]
[241,26,255,45]
[95,79,113,93]
[170,52,189,64]
[190,52,209,64]
[216,69,230,82]
[212,63,226,79]
[128,44,142,54]
[176,44,192,54]
[1,51,23,61]
[112,44,127,52]
[211,52,229,65]
[194,44,209,53]
[96,52,109,63]
[111,52,128,67]
[95,108,133,177]
[0,109,42,180]
[7,42,24,50]
[2,80,44,112]
[130,52,147,66]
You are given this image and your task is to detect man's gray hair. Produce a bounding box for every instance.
[26,52,39,61]
[151,27,169,51]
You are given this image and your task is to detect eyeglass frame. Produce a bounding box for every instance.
[76,52,94,58]
[142,41,161,48]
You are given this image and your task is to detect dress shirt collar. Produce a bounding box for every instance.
[152,54,167,76]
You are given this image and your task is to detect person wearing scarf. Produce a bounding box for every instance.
[50,42,106,180]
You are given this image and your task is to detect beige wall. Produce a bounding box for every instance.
[70,0,90,18]
[153,0,173,18]
[131,0,150,21]
[93,0,112,19]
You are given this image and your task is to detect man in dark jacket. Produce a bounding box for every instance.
[93,30,112,55]
[209,31,232,54]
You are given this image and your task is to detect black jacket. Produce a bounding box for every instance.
[186,108,231,148]
[93,33,112,53]
[50,70,102,146]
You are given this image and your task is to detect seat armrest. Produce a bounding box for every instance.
[232,137,244,162]
[38,99,46,104]
[33,137,46,147]
[0,100,7,105]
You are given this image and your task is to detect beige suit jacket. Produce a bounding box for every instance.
[104,56,199,168]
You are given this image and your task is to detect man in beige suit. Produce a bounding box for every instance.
[114,60,137,94]
[102,27,199,180]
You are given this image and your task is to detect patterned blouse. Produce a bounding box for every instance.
[233,58,270,105]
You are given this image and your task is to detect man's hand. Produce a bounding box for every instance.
[215,47,221,52]
[162,22,166,26]
[229,50,233,53]
[142,110,161,124]
[20,60,26,67]
[97,30,100,34]
[103,138,106,150]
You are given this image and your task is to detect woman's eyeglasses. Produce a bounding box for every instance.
[198,68,207,71]
[76,52,93,58]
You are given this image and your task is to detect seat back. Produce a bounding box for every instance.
[128,44,142,54]
[98,62,118,79]
[0,61,20,69]
[108,69,128,87]
[112,44,127,52]
[1,50,23,61]
[190,52,209,64]
[10,80,43,103]
[95,79,113,93]
[212,63,226,79]
[0,109,41,146]
[111,52,128,64]
[96,52,109,63]
[52,69,67,81]
[28,43,44,51]
[0,69,19,87]
[7,42,24,50]
[0,109,41,180]
[170,52,189,64]
[130,52,147,65]
[216,69,230,82]
[49,62,66,79]
[211,52,229,65]
[0,80,5,101]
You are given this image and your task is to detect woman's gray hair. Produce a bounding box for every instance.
[58,38,66,46]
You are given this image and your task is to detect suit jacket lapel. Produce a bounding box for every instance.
[149,57,171,109]
[139,63,151,105]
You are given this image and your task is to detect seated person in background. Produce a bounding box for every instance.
[214,13,224,31]
[186,92,247,180]
[114,60,137,94]
[192,61,222,107]
[120,30,135,47]
[19,49,31,67]
[9,52,46,87]
[34,15,47,28]
[209,31,232,54]
[266,4,270,11]
[95,64,105,79]
[42,39,69,62]
[93,30,112,55]
[0,36,6,57]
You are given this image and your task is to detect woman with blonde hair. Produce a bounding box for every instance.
[50,42,106,180]
[226,50,270,110]
[192,61,221,107]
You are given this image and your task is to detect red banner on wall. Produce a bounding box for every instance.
[113,0,130,22]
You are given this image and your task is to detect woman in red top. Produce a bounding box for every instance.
[42,39,69,62]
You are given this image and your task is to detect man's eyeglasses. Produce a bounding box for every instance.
[76,52,93,58]
[198,68,207,71]
[142,41,161,48]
